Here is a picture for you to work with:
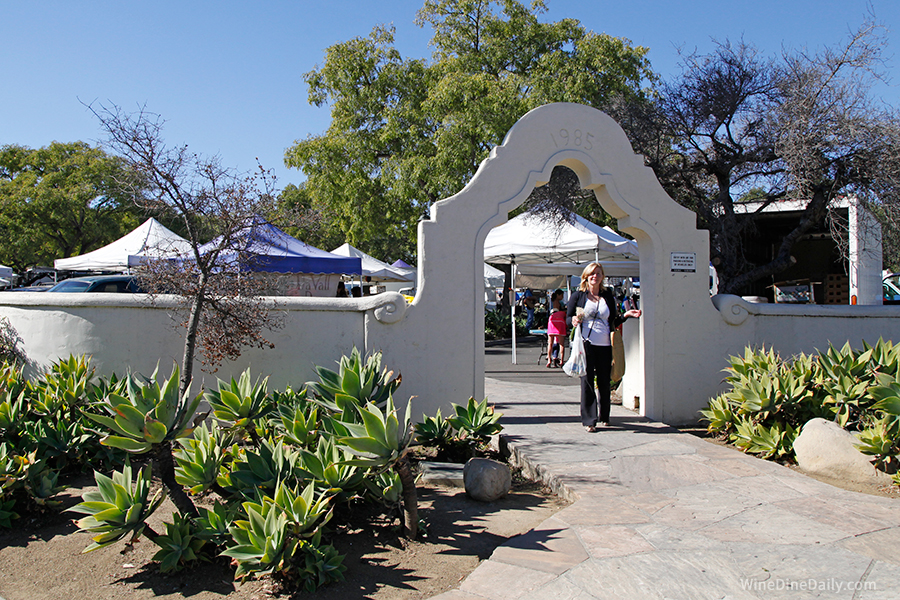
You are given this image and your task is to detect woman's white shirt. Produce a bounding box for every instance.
[581,296,611,346]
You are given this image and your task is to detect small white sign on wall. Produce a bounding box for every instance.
[670,252,696,273]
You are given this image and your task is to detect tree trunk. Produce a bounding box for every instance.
[179,278,206,399]
[393,454,418,540]
[152,441,198,518]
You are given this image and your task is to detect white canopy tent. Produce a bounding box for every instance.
[54,218,192,271]
[331,243,415,283]
[483,211,640,363]
[515,260,639,279]
[484,263,505,288]
[514,260,640,289]
[484,211,638,265]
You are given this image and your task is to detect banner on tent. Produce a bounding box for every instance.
[513,274,568,289]
[253,273,341,297]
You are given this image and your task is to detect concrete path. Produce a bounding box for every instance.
[429,378,900,600]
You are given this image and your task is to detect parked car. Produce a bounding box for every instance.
[2,285,52,292]
[884,273,900,305]
[46,275,144,293]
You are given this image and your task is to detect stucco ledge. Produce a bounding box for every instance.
[712,294,899,326]
[0,291,409,324]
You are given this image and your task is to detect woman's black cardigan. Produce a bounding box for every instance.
[565,288,626,335]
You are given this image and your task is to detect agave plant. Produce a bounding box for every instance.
[729,416,796,459]
[85,364,201,516]
[221,439,301,499]
[338,396,414,468]
[0,395,24,441]
[221,498,299,581]
[307,348,401,414]
[869,374,900,423]
[151,512,207,573]
[447,397,503,444]
[856,375,900,478]
[274,393,319,448]
[364,470,403,508]
[0,496,16,528]
[0,442,24,527]
[23,417,94,470]
[0,442,24,494]
[86,364,201,454]
[297,436,364,501]
[414,408,453,446]
[294,531,346,593]
[68,463,165,553]
[338,396,419,539]
[174,421,229,495]
[37,354,95,414]
[855,416,899,462]
[205,369,272,443]
[21,452,67,508]
[272,480,334,537]
[194,500,236,547]
[0,372,27,440]
[699,395,735,434]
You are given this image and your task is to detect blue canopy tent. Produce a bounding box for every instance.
[200,220,361,275]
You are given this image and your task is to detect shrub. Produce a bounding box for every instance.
[701,339,900,479]
[485,308,529,340]
[415,398,504,461]
[6,348,494,588]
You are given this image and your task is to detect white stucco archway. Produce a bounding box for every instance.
[403,102,713,424]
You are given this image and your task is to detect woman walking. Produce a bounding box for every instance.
[567,263,641,432]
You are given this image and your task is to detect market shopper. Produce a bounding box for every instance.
[567,263,641,432]
[546,289,567,367]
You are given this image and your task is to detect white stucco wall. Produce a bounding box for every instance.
[0,292,371,394]
[2,103,898,426]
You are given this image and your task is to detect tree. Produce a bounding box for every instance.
[273,183,359,259]
[0,142,142,272]
[284,0,653,261]
[629,20,900,294]
[89,104,282,399]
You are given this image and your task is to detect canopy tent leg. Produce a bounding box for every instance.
[511,260,517,364]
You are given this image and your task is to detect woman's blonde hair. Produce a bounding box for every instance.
[578,262,605,292]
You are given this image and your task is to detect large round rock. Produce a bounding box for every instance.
[794,417,892,486]
[463,457,511,502]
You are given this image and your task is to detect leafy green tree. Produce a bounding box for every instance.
[271,183,347,258]
[284,0,653,260]
[0,142,142,272]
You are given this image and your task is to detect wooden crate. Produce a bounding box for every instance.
[824,274,849,305]
[772,280,813,304]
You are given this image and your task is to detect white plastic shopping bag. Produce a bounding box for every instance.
[563,326,586,377]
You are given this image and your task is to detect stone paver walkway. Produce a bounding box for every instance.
[429,378,900,600]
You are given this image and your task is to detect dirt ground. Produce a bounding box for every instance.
[0,473,569,600]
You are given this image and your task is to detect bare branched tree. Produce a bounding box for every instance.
[522,165,614,230]
[90,103,282,397]
[622,18,900,293]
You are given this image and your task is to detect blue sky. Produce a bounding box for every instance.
[2,0,897,190]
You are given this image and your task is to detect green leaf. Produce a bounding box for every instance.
[339,436,388,458]
[872,395,900,416]
[143,419,168,444]
[101,436,152,453]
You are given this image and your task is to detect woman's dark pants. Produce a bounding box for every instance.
[581,342,612,426]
